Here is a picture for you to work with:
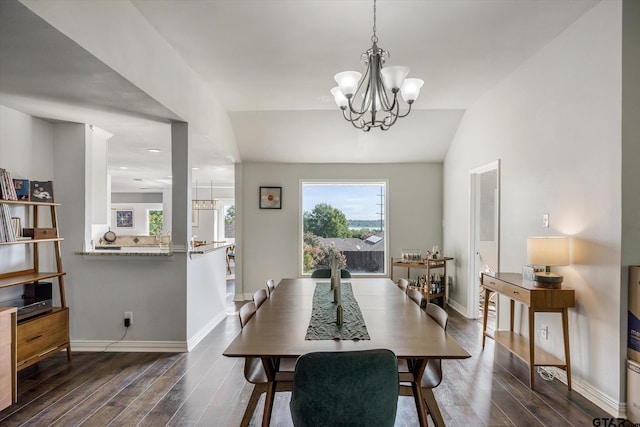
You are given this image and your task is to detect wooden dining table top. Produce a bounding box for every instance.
[223,277,470,360]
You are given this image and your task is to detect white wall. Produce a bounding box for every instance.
[443,1,622,414]
[237,162,442,298]
[0,106,56,301]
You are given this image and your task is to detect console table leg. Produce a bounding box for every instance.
[562,307,572,391]
[528,307,535,389]
[482,288,490,349]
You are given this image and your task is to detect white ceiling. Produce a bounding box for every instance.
[0,0,599,191]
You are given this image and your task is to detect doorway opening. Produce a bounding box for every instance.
[469,160,500,320]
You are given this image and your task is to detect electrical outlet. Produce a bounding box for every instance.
[543,213,549,228]
[539,325,548,340]
[124,311,133,326]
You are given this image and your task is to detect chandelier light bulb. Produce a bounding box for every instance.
[334,71,362,97]
[380,66,409,91]
[400,78,424,103]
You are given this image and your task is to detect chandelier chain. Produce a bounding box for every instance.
[371,0,378,44]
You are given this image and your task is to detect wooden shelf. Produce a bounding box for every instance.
[490,331,566,367]
[0,272,66,289]
[0,238,64,246]
[0,200,60,207]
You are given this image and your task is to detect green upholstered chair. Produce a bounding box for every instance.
[310,268,352,278]
[289,349,399,427]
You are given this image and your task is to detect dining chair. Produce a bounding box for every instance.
[407,288,423,307]
[310,268,352,278]
[265,278,276,296]
[253,288,268,310]
[226,245,236,274]
[237,301,293,426]
[290,349,399,427]
[399,303,449,427]
[397,278,409,293]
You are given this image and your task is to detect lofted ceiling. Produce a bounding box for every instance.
[0,0,599,191]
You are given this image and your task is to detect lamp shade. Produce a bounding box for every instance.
[527,236,569,266]
[400,78,424,103]
[334,71,362,97]
[330,87,348,109]
[380,66,409,91]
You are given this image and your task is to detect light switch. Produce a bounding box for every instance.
[543,213,549,228]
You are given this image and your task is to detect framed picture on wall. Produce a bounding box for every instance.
[259,186,282,209]
[115,209,134,228]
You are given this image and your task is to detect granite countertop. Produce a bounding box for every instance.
[75,246,174,257]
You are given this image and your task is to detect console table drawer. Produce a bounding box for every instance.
[501,281,530,305]
[17,309,68,364]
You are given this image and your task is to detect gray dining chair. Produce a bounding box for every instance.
[399,303,449,427]
[265,278,276,296]
[253,288,268,310]
[290,349,399,427]
[310,268,351,278]
[237,301,293,426]
[407,288,423,307]
[397,278,409,293]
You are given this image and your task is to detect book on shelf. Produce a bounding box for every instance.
[0,203,17,242]
[0,168,18,201]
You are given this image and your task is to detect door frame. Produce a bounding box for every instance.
[468,159,500,319]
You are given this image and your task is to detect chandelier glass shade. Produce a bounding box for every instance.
[330,0,423,131]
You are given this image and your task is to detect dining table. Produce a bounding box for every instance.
[223,277,470,426]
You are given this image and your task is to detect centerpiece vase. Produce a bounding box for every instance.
[331,263,339,292]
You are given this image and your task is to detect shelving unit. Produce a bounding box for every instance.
[390,256,453,309]
[0,200,71,372]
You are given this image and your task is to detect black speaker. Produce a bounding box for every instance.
[23,281,52,301]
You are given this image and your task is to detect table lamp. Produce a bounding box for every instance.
[526,236,569,288]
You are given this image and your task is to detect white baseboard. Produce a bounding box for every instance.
[187,312,227,351]
[71,340,188,352]
[549,367,623,418]
[234,293,252,301]
[447,298,468,317]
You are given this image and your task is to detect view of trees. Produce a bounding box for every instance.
[303,202,381,273]
[225,205,235,224]
[303,203,349,238]
[148,210,163,236]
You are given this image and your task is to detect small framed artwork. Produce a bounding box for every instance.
[13,179,29,200]
[115,209,134,228]
[30,180,54,202]
[260,186,282,209]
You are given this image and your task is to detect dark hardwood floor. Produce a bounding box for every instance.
[1,300,609,426]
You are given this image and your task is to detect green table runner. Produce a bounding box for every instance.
[305,282,370,340]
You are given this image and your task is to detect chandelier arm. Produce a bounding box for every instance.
[396,101,414,118]
[344,108,367,129]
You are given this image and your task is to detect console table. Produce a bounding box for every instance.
[391,257,453,309]
[481,272,575,390]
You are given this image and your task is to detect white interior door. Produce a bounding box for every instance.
[469,160,500,319]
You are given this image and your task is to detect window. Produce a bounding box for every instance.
[301,181,387,275]
[148,209,163,235]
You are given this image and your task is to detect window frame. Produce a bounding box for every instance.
[299,179,389,277]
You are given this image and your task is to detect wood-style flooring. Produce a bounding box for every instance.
[0,306,609,426]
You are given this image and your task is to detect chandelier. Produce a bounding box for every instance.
[192,181,218,210]
[330,0,424,131]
